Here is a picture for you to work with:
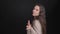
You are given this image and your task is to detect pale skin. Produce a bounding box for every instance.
[26,5,41,30]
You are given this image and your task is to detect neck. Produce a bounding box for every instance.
[34,16,36,19]
[33,16,39,20]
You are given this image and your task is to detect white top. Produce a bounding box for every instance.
[27,20,42,34]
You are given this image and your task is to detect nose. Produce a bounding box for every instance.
[33,9,36,12]
[32,10,35,13]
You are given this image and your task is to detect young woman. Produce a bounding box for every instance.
[26,3,46,34]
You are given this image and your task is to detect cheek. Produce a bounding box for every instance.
[32,9,40,14]
[36,10,40,13]
[32,10,36,13]
[36,11,40,15]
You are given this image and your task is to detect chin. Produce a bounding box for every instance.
[32,14,35,16]
[32,14,34,16]
[32,14,38,17]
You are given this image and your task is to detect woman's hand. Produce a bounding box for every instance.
[26,20,32,30]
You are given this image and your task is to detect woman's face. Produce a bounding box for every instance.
[32,5,40,16]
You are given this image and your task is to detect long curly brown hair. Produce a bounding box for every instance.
[32,3,46,34]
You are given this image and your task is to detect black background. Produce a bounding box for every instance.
[1,0,58,34]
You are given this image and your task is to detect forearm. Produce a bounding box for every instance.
[27,29,31,34]
[27,27,36,34]
[30,27,37,34]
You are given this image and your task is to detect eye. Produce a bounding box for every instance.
[36,9,38,11]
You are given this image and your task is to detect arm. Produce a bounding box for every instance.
[27,29,31,34]
[27,27,37,34]
[30,27,37,34]
[26,20,42,34]
[30,20,42,34]
[26,20,36,34]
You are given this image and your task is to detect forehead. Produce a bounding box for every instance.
[34,5,40,9]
